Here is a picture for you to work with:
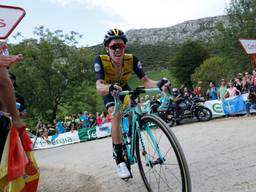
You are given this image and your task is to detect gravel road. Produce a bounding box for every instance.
[35,116,256,192]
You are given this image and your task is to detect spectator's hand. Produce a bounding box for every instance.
[0,54,23,68]
[12,116,25,129]
[109,83,122,96]
[157,77,171,93]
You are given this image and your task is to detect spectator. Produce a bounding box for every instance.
[242,72,252,93]
[218,79,228,100]
[252,69,256,86]
[95,112,103,126]
[100,111,106,123]
[206,81,218,100]
[55,119,65,134]
[245,85,256,116]
[234,77,242,94]
[225,81,241,98]
[193,81,204,98]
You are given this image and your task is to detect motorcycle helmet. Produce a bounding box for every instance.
[172,88,179,97]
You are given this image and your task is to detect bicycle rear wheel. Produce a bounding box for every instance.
[135,114,191,192]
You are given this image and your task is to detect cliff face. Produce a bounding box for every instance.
[126,15,228,45]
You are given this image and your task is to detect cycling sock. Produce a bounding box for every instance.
[113,143,124,164]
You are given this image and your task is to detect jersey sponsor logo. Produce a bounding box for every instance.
[94,63,101,72]
[106,79,126,85]
[137,61,142,69]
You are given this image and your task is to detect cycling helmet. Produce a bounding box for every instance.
[104,28,128,46]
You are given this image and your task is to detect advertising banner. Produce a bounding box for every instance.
[32,131,80,150]
[96,122,111,138]
[78,127,97,142]
[204,93,255,116]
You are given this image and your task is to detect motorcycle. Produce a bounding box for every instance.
[156,94,212,127]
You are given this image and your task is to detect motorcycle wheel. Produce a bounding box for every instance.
[195,106,212,121]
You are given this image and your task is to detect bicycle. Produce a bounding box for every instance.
[112,86,192,192]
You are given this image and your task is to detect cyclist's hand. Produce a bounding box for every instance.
[157,77,171,93]
[109,84,122,96]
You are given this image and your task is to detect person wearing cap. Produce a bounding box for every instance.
[94,28,170,179]
[218,79,228,100]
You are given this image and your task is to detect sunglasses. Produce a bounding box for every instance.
[109,43,125,50]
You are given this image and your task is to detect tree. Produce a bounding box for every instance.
[10,27,95,125]
[169,40,209,88]
[191,56,242,88]
[215,0,256,70]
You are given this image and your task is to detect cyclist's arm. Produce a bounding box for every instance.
[94,56,110,96]
[141,76,158,88]
[96,79,111,96]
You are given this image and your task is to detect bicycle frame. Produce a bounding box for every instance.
[113,88,166,168]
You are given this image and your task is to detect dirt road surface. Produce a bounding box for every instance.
[35,116,256,192]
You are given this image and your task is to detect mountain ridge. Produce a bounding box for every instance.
[125,15,228,45]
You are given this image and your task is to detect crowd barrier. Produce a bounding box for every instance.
[204,93,256,117]
[32,122,111,150]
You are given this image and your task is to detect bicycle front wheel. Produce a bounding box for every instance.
[135,114,191,192]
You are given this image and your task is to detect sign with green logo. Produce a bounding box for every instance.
[212,103,223,113]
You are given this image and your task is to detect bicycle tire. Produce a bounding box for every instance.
[135,114,191,192]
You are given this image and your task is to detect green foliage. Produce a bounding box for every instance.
[9,27,95,127]
[126,43,177,70]
[214,0,255,66]
[169,40,209,88]
[192,56,233,87]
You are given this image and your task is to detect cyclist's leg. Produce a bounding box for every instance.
[104,95,130,178]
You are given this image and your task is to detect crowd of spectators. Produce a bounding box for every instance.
[193,69,256,100]
[37,111,112,138]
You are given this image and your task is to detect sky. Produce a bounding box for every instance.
[1,0,231,47]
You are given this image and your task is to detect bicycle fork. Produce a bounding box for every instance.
[137,124,166,168]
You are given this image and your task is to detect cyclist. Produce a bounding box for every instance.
[94,28,170,179]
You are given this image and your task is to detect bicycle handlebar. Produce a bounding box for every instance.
[112,87,161,116]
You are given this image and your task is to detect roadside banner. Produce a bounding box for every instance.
[204,93,255,116]
[222,95,246,115]
[78,127,97,142]
[96,122,111,138]
[32,131,80,150]
[204,99,224,117]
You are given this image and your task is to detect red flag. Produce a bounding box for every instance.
[0,125,40,192]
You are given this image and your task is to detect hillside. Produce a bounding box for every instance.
[126,15,227,45]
